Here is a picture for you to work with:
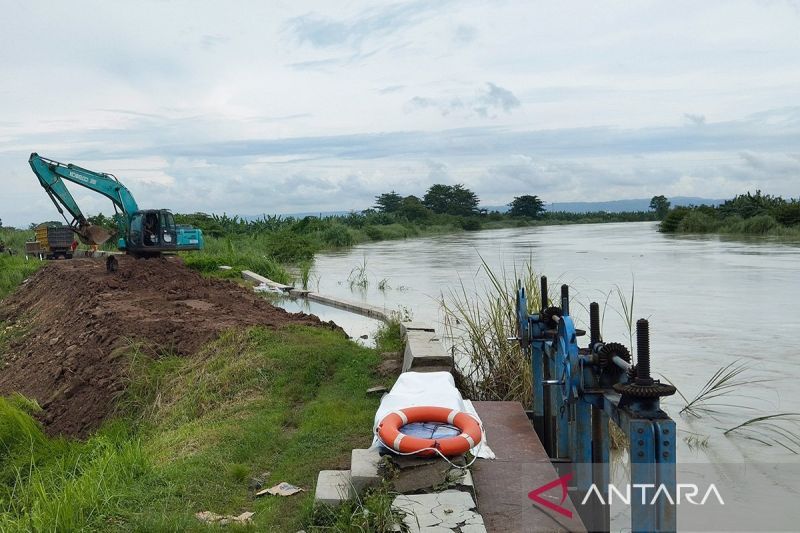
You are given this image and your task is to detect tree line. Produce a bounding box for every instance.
[373,184,546,219]
[659,191,800,235]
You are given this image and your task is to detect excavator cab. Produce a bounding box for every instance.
[124,209,201,256]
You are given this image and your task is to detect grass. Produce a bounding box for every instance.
[670,360,772,418]
[311,482,402,532]
[0,325,398,531]
[0,228,44,299]
[440,256,539,405]
[723,413,800,453]
[347,256,369,291]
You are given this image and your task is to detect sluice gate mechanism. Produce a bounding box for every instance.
[513,276,677,533]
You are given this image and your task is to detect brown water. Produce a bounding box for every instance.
[276,221,800,529]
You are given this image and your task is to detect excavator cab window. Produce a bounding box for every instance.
[129,213,143,246]
[144,212,160,246]
[160,211,176,246]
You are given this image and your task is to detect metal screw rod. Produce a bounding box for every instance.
[590,301,601,346]
[635,318,654,385]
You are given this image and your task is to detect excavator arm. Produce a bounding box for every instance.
[29,153,140,245]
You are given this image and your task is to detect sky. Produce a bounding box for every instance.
[1,0,799,226]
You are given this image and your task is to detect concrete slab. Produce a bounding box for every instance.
[389,455,466,493]
[470,402,586,532]
[350,448,382,493]
[402,330,453,372]
[400,322,436,336]
[306,292,389,321]
[241,270,293,291]
[393,490,485,532]
[314,470,353,507]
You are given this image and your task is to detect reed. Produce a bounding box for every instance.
[440,256,539,405]
[723,413,800,453]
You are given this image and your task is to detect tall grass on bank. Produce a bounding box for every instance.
[182,235,292,284]
[440,257,540,404]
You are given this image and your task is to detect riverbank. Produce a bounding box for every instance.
[659,192,800,238]
[0,253,402,530]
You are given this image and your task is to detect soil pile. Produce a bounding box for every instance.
[0,257,334,436]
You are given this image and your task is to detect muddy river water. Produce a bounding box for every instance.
[276,221,800,529]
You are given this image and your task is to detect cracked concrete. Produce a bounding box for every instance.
[393,490,487,533]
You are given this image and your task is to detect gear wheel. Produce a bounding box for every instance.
[613,380,676,398]
[541,306,562,328]
[597,342,630,368]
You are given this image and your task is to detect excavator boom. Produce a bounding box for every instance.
[29,153,138,245]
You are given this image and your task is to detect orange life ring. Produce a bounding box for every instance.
[376,406,482,457]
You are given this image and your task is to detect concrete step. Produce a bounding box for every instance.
[350,448,382,493]
[402,330,453,372]
[314,470,354,507]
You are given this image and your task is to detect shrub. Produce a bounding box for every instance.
[460,217,482,231]
[741,214,777,235]
[321,225,354,247]
[677,211,718,233]
[659,208,690,233]
[774,203,800,226]
[364,226,383,241]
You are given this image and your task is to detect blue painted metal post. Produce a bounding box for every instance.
[629,420,657,533]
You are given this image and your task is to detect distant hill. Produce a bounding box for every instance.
[482,197,725,214]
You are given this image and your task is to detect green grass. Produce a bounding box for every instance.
[0,228,44,299]
[0,325,397,531]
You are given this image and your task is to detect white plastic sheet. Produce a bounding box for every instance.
[372,371,495,459]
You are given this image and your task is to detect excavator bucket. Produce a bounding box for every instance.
[77,224,113,246]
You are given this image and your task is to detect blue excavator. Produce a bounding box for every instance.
[29,153,204,270]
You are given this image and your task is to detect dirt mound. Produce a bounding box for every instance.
[0,257,334,437]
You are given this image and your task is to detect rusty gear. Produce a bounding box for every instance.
[597,342,630,368]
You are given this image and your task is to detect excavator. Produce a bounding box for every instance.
[29,153,204,271]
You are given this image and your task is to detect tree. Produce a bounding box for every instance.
[422,184,452,214]
[448,184,479,216]
[397,195,432,221]
[373,191,403,213]
[508,195,545,218]
[649,195,671,219]
[422,184,479,216]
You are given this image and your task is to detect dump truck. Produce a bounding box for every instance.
[25,223,75,260]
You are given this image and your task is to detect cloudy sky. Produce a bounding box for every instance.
[1,0,799,226]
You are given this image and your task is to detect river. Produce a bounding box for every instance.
[274,221,800,530]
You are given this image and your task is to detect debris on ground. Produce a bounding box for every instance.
[195,510,254,525]
[0,257,339,436]
[367,385,389,395]
[248,471,271,492]
[256,481,304,497]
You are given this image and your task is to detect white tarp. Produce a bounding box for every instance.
[372,371,495,459]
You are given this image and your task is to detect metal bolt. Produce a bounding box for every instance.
[589,302,601,346]
[638,451,644,457]
[540,276,548,311]
[635,319,654,385]
[638,440,644,446]
[637,428,643,434]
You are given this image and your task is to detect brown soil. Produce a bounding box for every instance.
[0,257,336,437]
